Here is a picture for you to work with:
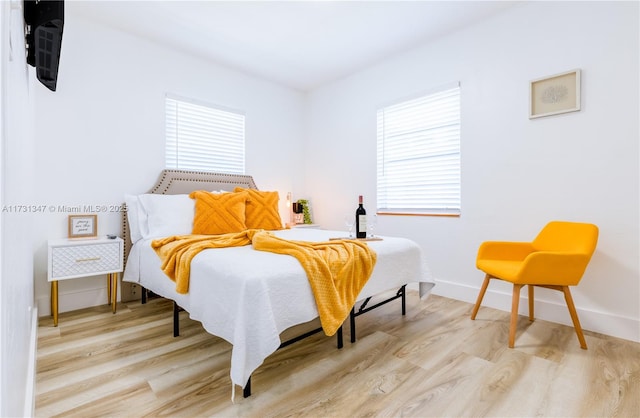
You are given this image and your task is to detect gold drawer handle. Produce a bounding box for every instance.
[76,257,101,263]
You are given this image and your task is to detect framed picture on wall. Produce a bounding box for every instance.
[529,69,581,119]
[68,214,97,239]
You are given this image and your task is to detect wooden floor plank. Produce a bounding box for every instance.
[35,293,640,417]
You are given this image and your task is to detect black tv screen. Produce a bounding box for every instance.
[24,0,64,91]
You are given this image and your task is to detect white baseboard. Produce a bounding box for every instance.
[37,286,111,317]
[24,305,37,418]
[432,279,640,343]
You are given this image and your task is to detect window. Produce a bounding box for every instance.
[165,95,245,174]
[376,83,461,215]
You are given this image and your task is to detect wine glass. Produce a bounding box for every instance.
[368,214,378,238]
[344,215,355,238]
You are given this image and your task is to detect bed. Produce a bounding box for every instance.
[122,169,435,398]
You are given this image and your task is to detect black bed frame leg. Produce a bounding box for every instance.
[173,301,180,337]
[350,307,356,343]
[243,377,251,398]
[401,284,406,315]
[337,325,343,349]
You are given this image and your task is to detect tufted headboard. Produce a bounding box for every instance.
[120,169,258,301]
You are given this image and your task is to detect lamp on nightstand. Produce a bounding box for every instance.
[286,192,295,227]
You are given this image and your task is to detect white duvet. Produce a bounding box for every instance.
[123,228,434,391]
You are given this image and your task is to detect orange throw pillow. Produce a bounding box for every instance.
[234,187,283,230]
[189,190,249,235]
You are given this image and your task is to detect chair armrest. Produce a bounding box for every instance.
[477,241,534,262]
[519,252,592,285]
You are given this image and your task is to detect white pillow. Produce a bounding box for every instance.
[124,194,144,244]
[137,194,195,238]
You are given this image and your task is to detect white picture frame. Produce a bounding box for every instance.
[529,69,581,119]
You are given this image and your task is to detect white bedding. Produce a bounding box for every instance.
[123,228,434,390]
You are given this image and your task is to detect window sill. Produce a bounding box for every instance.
[376,211,460,218]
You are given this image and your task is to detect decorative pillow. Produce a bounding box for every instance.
[190,190,249,235]
[137,194,195,238]
[234,187,283,230]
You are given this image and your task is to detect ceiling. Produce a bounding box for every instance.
[71,1,520,92]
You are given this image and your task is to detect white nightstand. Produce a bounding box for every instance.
[47,236,124,326]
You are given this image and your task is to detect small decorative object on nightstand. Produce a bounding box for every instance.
[297,199,313,224]
[292,202,304,224]
[47,236,124,326]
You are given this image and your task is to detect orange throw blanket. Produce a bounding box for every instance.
[151,231,254,294]
[151,230,377,336]
[251,232,377,336]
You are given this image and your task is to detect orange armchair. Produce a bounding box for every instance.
[470,221,599,349]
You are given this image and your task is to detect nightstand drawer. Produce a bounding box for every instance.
[51,242,121,279]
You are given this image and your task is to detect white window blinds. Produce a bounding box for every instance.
[165,95,245,174]
[377,83,461,215]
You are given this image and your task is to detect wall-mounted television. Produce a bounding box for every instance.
[24,0,64,91]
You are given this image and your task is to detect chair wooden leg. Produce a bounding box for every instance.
[471,274,491,320]
[562,286,588,349]
[528,285,535,321]
[509,284,524,348]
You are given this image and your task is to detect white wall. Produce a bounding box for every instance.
[32,6,306,315]
[1,2,38,416]
[305,1,639,342]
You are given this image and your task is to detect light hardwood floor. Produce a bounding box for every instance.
[36,291,640,417]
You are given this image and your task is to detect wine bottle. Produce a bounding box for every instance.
[355,195,367,238]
